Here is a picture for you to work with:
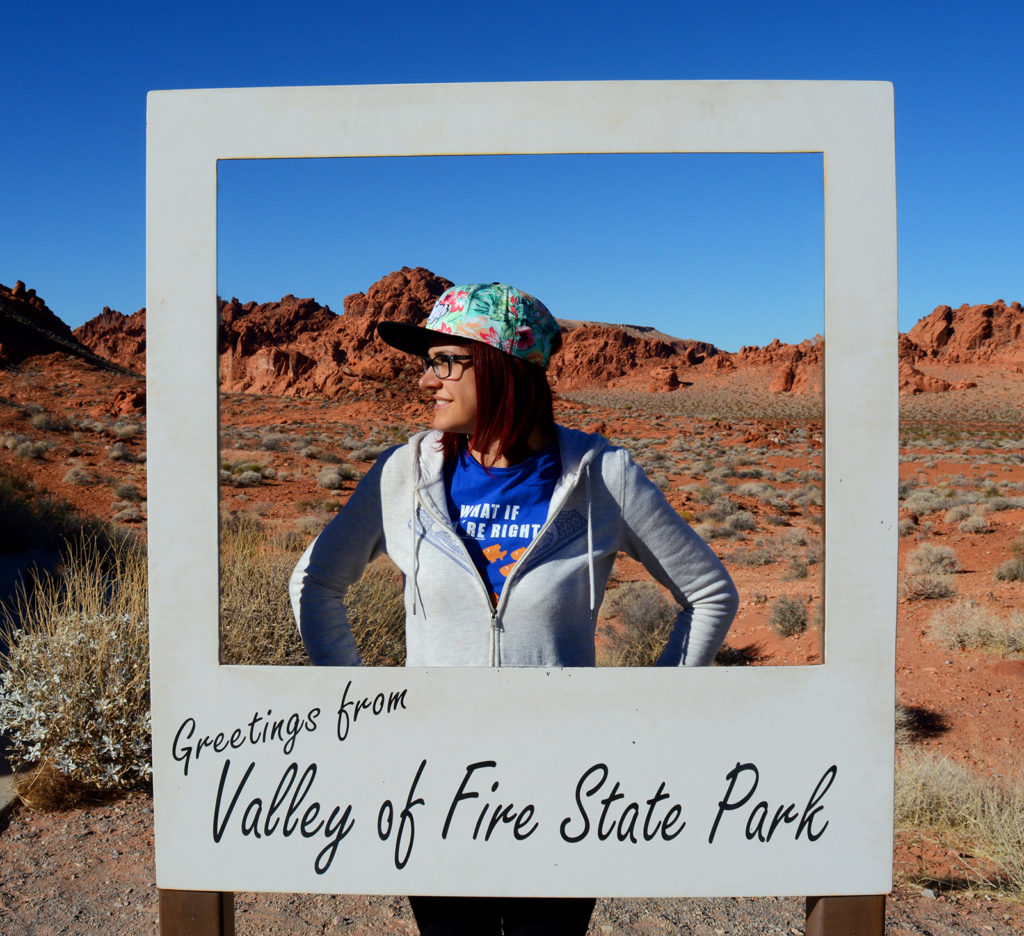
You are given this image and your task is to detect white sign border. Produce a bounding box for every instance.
[147,80,897,897]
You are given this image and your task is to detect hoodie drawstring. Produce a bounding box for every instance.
[585,464,596,622]
[411,486,421,616]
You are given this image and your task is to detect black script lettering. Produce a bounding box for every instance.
[708,762,837,844]
[561,764,685,844]
[336,680,408,741]
[796,766,836,841]
[708,762,759,844]
[211,759,354,874]
[173,709,317,777]
[441,761,539,843]
[377,758,427,869]
[172,717,197,776]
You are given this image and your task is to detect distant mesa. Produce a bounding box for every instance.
[9,269,1023,399]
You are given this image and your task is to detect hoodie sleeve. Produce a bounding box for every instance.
[617,449,739,666]
[289,451,393,666]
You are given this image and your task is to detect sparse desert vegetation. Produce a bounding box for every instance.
[3,338,1024,907]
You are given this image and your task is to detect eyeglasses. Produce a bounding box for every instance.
[421,353,473,380]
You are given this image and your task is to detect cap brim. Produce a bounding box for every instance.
[376,321,433,357]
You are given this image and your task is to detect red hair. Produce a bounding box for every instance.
[440,339,556,465]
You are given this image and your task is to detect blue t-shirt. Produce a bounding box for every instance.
[444,445,561,605]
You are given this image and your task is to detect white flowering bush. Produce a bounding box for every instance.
[0,533,151,796]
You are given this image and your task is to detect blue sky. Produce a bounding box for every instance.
[3,0,1020,352]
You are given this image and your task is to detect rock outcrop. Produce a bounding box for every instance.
[898,360,977,396]
[1,281,127,370]
[73,307,147,371]
[547,324,717,391]
[904,301,1024,368]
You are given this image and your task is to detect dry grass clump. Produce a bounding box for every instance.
[220,518,406,667]
[995,541,1024,582]
[598,581,674,667]
[929,600,1024,656]
[895,751,1024,896]
[219,515,308,666]
[0,532,151,803]
[901,574,957,601]
[317,464,361,489]
[769,595,807,637]
[958,513,990,534]
[909,543,960,576]
[345,557,407,666]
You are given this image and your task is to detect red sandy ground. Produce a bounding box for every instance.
[2,354,1023,921]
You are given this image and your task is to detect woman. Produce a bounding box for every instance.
[290,282,739,933]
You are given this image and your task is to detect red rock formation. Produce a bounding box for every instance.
[905,301,1024,366]
[548,324,716,390]
[899,360,977,396]
[0,281,122,368]
[72,306,147,371]
[67,270,1021,399]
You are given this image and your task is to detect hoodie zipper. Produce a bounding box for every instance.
[413,489,502,662]
[491,460,591,624]
[414,441,597,667]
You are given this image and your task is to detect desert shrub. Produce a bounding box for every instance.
[903,488,948,520]
[16,439,53,459]
[725,510,757,533]
[234,470,263,487]
[909,544,960,576]
[944,505,973,523]
[113,480,142,501]
[958,514,990,535]
[897,518,915,537]
[0,533,151,800]
[895,752,1024,896]
[901,574,956,601]
[736,481,776,500]
[26,410,48,429]
[729,547,774,567]
[769,595,807,637]
[702,496,737,521]
[296,515,328,536]
[260,432,290,451]
[782,528,807,547]
[318,464,360,489]
[981,495,1023,512]
[62,467,97,486]
[694,521,729,542]
[111,421,142,440]
[929,600,1024,656]
[106,441,131,461]
[783,558,809,580]
[599,581,675,667]
[994,542,1024,582]
[299,445,320,459]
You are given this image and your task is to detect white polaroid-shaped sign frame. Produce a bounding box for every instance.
[147,81,897,897]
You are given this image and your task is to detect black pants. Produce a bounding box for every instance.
[408,896,596,935]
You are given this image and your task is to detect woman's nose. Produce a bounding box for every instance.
[419,367,441,389]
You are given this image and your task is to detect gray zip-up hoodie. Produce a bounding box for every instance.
[290,425,738,667]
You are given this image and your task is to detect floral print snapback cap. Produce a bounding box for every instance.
[377,282,561,369]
